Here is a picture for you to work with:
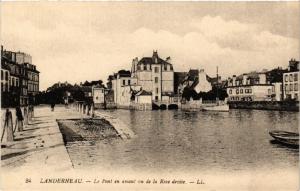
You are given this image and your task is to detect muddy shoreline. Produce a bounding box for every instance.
[57,118,120,144]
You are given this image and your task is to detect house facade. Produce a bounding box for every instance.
[283,59,299,101]
[227,72,273,101]
[1,46,40,107]
[131,51,174,102]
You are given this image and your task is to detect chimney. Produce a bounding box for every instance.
[243,73,247,85]
[152,50,158,64]
[227,77,232,86]
[232,75,236,86]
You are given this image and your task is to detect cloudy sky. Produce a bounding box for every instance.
[1,2,299,90]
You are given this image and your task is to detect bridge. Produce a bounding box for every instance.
[152,100,181,110]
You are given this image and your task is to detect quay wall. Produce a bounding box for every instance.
[228,101,299,112]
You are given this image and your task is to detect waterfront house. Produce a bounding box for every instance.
[131,51,174,102]
[179,69,213,95]
[283,59,299,101]
[226,72,273,101]
[110,70,138,107]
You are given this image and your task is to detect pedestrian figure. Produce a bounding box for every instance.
[51,102,55,112]
[16,106,24,132]
[64,98,68,108]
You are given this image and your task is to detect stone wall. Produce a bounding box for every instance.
[228,101,299,111]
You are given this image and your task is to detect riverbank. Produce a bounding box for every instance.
[228,101,299,111]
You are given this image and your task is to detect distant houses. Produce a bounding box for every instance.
[106,51,224,109]
[226,59,299,102]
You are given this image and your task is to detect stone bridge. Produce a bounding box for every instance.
[152,100,181,110]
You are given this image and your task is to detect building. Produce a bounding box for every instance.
[178,69,213,95]
[271,82,283,101]
[283,59,299,100]
[131,51,174,102]
[24,63,39,104]
[110,70,138,106]
[92,86,106,109]
[1,59,11,107]
[1,45,39,107]
[226,72,273,101]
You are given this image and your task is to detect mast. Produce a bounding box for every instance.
[216,66,219,101]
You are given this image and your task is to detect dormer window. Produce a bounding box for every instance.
[164,64,167,71]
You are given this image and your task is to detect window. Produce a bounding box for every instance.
[1,82,3,92]
[249,89,252,94]
[229,89,232,94]
[164,64,167,71]
[240,89,243,94]
[1,70,3,80]
[290,84,293,91]
[294,73,298,81]
[128,80,131,85]
[295,83,298,91]
[155,77,158,83]
[12,78,15,87]
[289,74,293,82]
[170,65,173,70]
[5,84,8,92]
[156,88,159,94]
[123,80,125,86]
[285,75,288,82]
[5,71,8,81]
[285,84,289,92]
[236,89,239,94]
[143,65,147,70]
[155,67,159,73]
[16,79,19,87]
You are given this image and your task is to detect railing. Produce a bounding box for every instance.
[1,105,34,144]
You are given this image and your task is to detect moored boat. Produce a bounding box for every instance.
[269,130,299,147]
[202,103,229,112]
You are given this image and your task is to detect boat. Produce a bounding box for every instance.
[202,66,229,112]
[269,130,299,147]
[202,103,229,112]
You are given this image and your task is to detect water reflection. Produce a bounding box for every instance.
[66,109,298,173]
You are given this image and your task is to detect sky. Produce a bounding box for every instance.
[1,2,299,91]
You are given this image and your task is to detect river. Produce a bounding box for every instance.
[66,109,298,174]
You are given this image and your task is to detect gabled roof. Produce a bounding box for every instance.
[138,57,171,65]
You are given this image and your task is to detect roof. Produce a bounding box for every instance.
[136,90,152,96]
[138,57,171,66]
[80,86,92,92]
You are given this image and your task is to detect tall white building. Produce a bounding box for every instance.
[131,51,174,102]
